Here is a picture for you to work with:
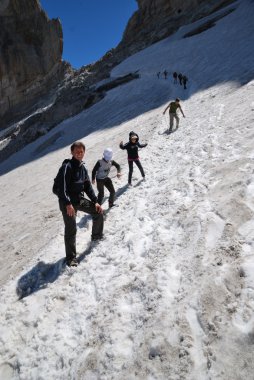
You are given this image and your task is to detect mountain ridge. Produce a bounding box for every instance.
[0,0,235,161]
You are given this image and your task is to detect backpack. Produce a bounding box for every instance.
[52,159,71,196]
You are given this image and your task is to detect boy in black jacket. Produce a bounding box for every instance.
[119,131,147,186]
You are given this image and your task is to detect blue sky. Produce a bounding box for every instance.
[40,0,138,69]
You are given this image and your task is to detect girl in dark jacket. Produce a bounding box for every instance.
[119,131,147,186]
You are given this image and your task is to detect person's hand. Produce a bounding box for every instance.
[117,173,121,178]
[95,203,103,214]
[66,204,75,217]
[120,141,123,145]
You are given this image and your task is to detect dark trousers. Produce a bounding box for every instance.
[128,159,145,184]
[96,177,115,206]
[59,199,104,262]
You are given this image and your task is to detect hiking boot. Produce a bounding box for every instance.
[109,203,118,208]
[91,234,104,242]
[66,258,78,267]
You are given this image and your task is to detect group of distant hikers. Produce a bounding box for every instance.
[157,70,188,89]
[54,100,185,267]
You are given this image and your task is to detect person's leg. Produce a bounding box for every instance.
[134,159,145,178]
[175,114,180,128]
[96,179,105,205]
[59,200,77,264]
[78,199,104,240]
[104,177,115,206]
[169,113,174,131]
[128,161,134,185]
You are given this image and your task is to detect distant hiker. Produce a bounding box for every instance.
[173,72,178,84]
[157,71,161,79]
[119,131,147,186]
[92,148,121,208]
[163,98,185,133]
[178,73,183,85]
[182,75,188,89]
[54,141,103,267]
[163,70,168,79]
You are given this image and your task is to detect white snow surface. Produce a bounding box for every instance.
[1,1,254,379]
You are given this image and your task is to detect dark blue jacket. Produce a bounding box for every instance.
[120,132,147,160]
[58,157,97,205]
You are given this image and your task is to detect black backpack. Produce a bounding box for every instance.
[52,159,71,196]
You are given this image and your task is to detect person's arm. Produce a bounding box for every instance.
[119,141,128,150]
[84,178,102,212]
[92,161,100,183]
[83,166,98,204]
[112,160,121,177]
[138,142,147,148]
[58,163,72,206]
[57,163,76,217]
[179,105,185,117]
[163,104,170,114]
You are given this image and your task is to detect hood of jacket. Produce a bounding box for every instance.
[129,131,139,142]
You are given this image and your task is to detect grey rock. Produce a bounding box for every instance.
[0,0,69,129]
[0,0,236,163]
[121,0,236,52]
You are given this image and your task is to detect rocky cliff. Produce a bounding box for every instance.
[0,0,69,129]
[0,0,236,163]
[120,0,235,53]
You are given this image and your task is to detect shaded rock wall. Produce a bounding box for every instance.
[120,0,235,52]
[0,0,236,163]
[0,0,67,129]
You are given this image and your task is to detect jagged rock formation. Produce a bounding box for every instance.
[120,0,235,53]
[0,0,236,163]
[0,0,69,129]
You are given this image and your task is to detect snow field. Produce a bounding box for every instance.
[1,0,254,378]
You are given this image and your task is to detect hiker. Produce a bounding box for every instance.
[119,131,147,186]
[182,75,188,89]
[178,73,183,85]
[163,70,168,79]
[157,71,161,79]
[173,72,178,84]
[163,98,185,133]
[55,141,104,267]
[92,148,121,208]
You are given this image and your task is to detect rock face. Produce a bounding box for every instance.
[0,0,236,163]
[120,0,235,52]
[0,0,67,129]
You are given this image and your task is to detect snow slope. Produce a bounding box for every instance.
[1,1,254,379]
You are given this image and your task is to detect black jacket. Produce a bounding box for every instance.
[120,132,147,159]
[58,157,97,205]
